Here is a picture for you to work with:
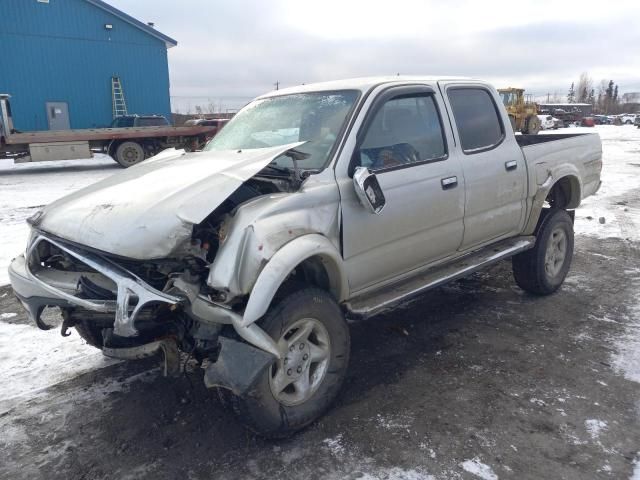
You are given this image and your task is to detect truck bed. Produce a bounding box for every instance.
[515,133,588,147]
[5,125,216,145]
[518,132,602,203]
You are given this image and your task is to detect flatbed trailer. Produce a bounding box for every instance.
[0,94,219,167]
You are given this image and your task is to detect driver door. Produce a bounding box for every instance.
[337,85,466,293]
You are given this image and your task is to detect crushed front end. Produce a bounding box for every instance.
[9,228,276,392]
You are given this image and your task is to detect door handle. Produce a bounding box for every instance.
[505,160,518,171]
[441,176,458,190]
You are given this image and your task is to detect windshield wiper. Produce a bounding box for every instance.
[261,163,291,175]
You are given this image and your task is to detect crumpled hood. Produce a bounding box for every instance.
[37,143,304,259]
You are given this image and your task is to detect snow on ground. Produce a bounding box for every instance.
[0,155,120,413]
[460,457,498,480]
[554,125,640,241]
[0,154,118,285]
[0,319,118,415]
[585,419,608,440]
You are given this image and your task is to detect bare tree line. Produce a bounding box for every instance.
[566,72,634,114]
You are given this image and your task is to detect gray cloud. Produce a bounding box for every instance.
[109,0,640,111]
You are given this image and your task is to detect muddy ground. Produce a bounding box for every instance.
[1,218,639,480]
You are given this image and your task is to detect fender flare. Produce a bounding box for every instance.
[239,234,348,328]
[522,172,581,235]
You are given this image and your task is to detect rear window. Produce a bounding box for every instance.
[111,117,134,128]
[137,117,168,127]
[447,88,504,153]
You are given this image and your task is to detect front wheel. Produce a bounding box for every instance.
[228,288,350,438]
[512,209,574,295]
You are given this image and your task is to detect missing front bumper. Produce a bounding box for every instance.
[21,233,181,337]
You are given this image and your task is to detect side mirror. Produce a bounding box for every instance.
[353,166,386,214]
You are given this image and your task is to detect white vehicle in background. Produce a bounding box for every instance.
[537,115,555,130]
[620,113,639,125]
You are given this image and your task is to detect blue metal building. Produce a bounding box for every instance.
[0,0,177,131]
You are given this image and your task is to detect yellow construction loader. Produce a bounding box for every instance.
[498,88,540,134]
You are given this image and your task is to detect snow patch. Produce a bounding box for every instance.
[612,303,640,384]
[0,312,17,319]
[323,434,346,456]
[0,155,117,286]
[585,419,607,439]
[460,457,498,480]
[350,467,434,480]
[375,413,413,431]
[529,398,547,407]
[632,455,640,480]
[0,321,119,413]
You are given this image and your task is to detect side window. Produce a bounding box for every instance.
[358,94,446,171]
[447,88,504,153]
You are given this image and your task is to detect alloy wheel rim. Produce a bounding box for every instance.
[544,227,567,278]
[269,317,331,406]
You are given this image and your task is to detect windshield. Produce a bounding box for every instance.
[499,91,518,106]
[204,90,359,170]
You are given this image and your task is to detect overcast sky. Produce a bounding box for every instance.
[110,0,640,112]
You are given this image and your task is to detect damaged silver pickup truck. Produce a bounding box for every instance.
[9,76,602,437]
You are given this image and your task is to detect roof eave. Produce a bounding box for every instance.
[85,0,178,48]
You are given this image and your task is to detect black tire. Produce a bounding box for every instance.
[524,115,541,134]
[512,208,574,295]
[75,320,104,348]
[229,287,350,438]
[114,141,145,167]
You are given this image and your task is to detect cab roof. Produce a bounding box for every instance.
[259,76,479,98]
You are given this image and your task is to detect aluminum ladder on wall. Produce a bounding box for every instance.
[111,76,128,118]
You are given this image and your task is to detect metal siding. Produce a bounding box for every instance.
[0,0,172,131]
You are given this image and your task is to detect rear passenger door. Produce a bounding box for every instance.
[439,83,527,250]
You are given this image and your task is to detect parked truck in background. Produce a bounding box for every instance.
[8,76,602,438]
[0,94,219,167]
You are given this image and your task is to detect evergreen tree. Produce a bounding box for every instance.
[578,86,588,103]
[606,80,614,100]
[613,85,619,103]
[588,88,595,105]
[567,82,575,103]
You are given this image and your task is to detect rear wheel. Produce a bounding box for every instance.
[114,141,145,167]
[228,288,350,438]
[512,208,574,295]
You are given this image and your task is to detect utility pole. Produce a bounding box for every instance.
[547,92,550,103]
[274,81,279,91]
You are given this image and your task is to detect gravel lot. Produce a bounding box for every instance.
[1,126,639,479]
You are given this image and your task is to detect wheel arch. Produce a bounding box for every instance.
[240,234,348,328]
[523,173,581,235]
[546,174,581,209]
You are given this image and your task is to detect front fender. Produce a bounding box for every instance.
[239,234,348,328]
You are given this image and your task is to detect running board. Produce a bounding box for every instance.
[344,236,535,318]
